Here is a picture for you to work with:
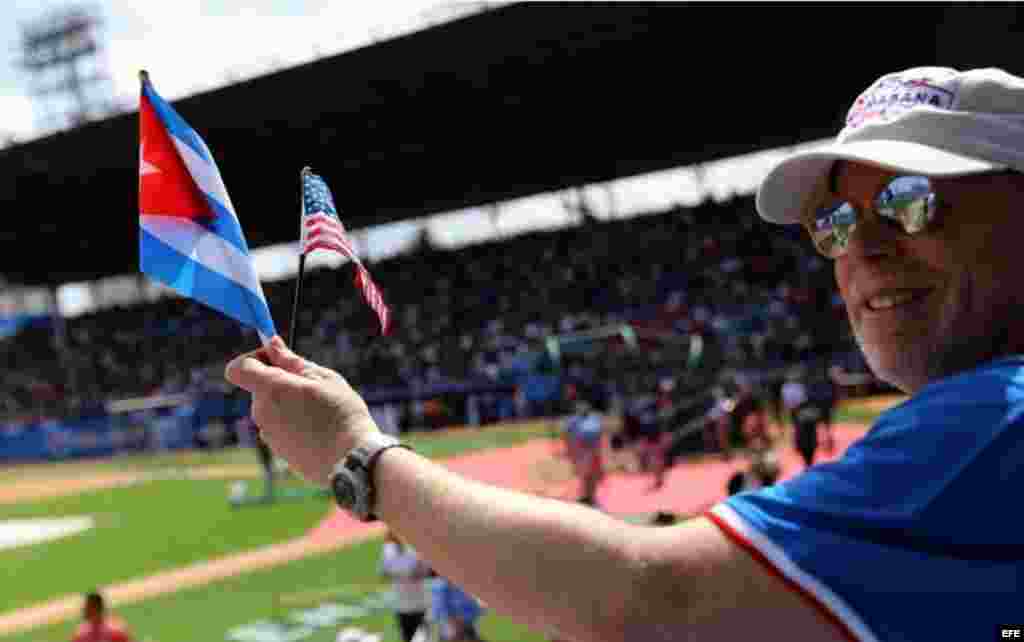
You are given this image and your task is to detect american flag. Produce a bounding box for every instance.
[301,171,391,335]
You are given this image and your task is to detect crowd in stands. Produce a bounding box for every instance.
[0,196,875,426]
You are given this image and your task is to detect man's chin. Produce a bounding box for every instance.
[862,343,932,395]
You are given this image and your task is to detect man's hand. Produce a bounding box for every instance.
[225,336,379,485]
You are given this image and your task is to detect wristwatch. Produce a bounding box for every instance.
[329,432,412,522]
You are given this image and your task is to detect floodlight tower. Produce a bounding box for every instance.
[19,4,113,133]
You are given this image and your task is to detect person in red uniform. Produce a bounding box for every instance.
[71,592,134,642]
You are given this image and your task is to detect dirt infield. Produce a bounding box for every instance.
[0,464,264,506]
[0,424,869,636]
[0,443,560,636]
[0,525,387,635]
[0,473,143,506]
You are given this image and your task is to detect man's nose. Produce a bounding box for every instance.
[843,210,902,261]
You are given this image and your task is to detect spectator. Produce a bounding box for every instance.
[717,376,770,459]
[380,530,431,642]
[725,447,780,497]
[429,574,487,642]
[781,368,822,468]
[370,403,401,437]
[254,430,278,502]
[225,67,1024,640]
[562,399,605,507]
[71,591,133,642]
[810,365,840,454]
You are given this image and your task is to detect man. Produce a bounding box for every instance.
[71,592,134,642]
[562,399,605,506]
[370,402,402,437]
[429,574,487,642]
[781,368,821,468]
[717,376,770,459]
[620,385,659,471]
[380,530,431,642]
[726,446,780,496]
[643,378,677,490]
[809,365,839,455]
[226,67,1024,641]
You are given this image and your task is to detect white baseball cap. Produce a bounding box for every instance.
[757,67,1024,225]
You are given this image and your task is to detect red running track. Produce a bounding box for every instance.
[308,423,867,542]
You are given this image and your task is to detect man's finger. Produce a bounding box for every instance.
[225,353,307,393]
[266,335,313,375]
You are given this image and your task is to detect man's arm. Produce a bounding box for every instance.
[716,414,732,459]
[375,447,847,642]
[225,338,848,642]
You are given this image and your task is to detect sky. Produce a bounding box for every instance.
[0,1,832,316]
[0,0,470,140]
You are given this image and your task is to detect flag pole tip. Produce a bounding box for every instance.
[138,69,150,84]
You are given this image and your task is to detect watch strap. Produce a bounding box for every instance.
[332,432,412,521]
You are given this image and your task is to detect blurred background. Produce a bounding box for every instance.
[1,3,1020,641]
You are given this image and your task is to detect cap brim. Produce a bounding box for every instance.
[756,140,1004,224]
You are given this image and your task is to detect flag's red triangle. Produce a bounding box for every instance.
[139,92,213,221]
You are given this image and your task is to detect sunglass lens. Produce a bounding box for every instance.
[876,176,936,234]
[811,202,856,258]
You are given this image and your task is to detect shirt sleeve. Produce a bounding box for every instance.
[708,363,1024,642]
[380,544,422,577]
[430,580,449,622]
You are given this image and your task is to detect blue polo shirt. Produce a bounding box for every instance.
[430,577,484,629]
[565,412,603,448]
[711,357,1024,642]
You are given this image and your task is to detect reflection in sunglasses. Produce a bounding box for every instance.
[807,175,938,258]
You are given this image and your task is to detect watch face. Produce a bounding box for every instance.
[333,475,357,508]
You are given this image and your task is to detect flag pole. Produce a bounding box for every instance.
[288,167,310,349]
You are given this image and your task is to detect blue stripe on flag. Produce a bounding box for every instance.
[140,228,276,340]
[200,197,251,255]
[142,82,248,255]
[142,82,212,163]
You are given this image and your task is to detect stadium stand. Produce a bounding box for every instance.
[0,194,876,455]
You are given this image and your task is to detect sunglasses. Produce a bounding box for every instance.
[806,175,938,259]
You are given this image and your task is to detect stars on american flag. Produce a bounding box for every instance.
[301,172,355,258]
[303,172,338,217]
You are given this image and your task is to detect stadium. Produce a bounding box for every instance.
[1,3,1021,641]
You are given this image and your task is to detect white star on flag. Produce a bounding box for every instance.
[139,140,160,177]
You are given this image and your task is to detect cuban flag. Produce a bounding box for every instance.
[138,71,276,344]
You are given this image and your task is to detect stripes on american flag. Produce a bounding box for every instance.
[302,212,357,258]
[301,170,391,335]
[354,263,391,336]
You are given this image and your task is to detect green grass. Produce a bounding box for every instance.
[0,421,554,484]
[833,405,887,425]
[0,448,255,484]
[0,478,332,613]
[0,422,555,617]
[402,421,555,460]
[771,402,886,429]
[3,537,548,642]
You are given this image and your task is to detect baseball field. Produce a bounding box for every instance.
[0,397,895,642]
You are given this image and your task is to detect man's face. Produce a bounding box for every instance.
[829,161,1024,393]
[83,602,101,623]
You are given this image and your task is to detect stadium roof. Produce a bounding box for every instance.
[2,2,1022,285]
